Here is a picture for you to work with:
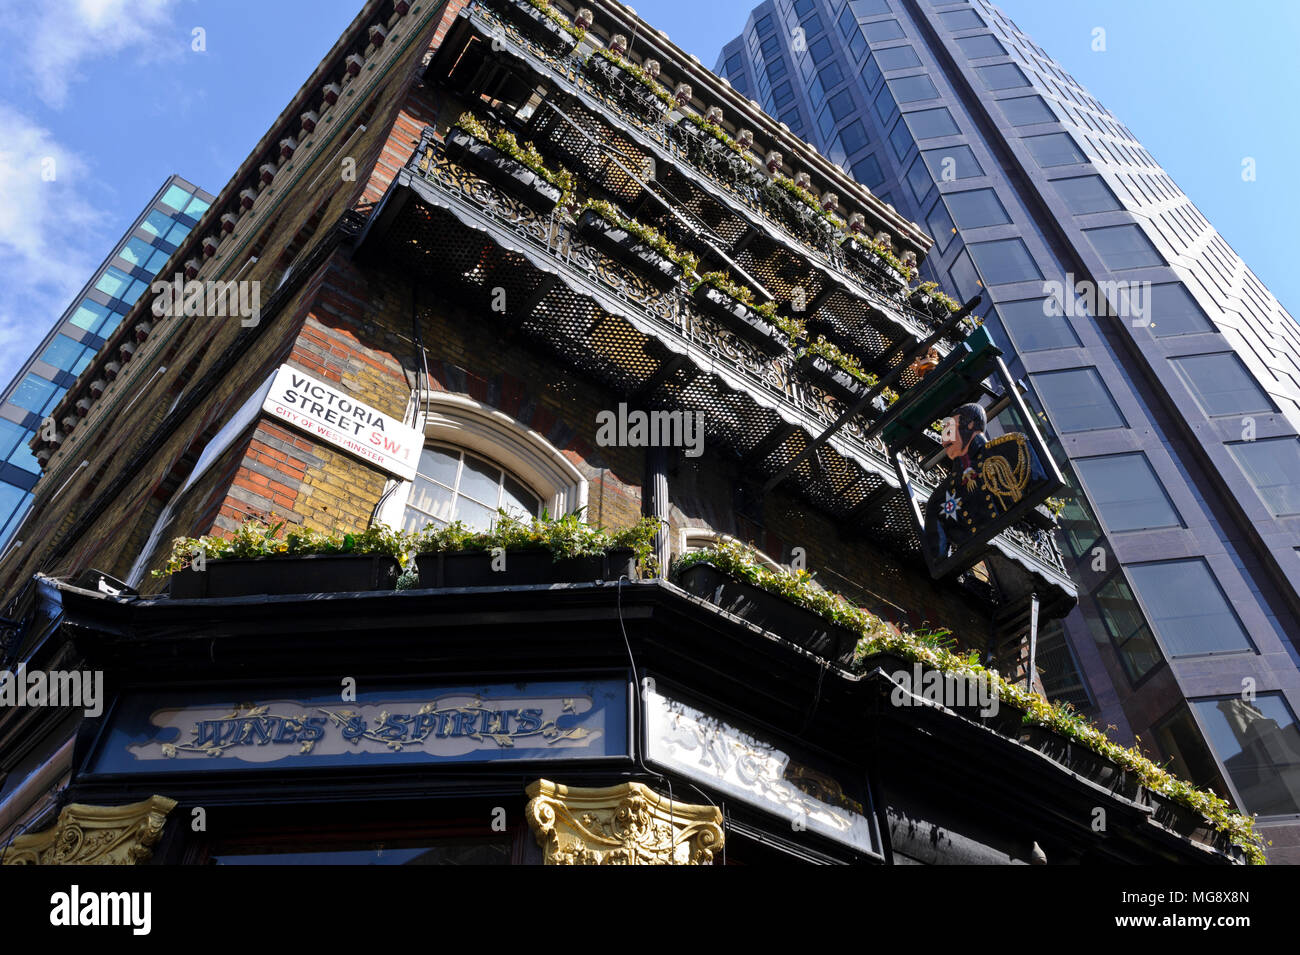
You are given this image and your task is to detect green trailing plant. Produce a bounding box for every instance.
[679,112,750,160]
[672,538,1266,864]
[1042,496,1067,519]
[413,510,662,565]
[517,0,586,40]
[154,520,410,576]
[589,47,676,110]
[580,199,700,275]
[690,271,805,344]
[453,112,576,205]
[911,280,960,313]
[770,173,848,232]
[797,336,877,387]
[851,235,916,283]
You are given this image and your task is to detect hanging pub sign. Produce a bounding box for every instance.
[261,364,423,480]
[643,684,879,856]
[87,680,627,775]
[921,402,1051,568]
[873,328,1065,580]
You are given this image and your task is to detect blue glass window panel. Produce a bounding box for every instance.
[120,237,155,268]
[828,88,856,121]
[944,188,1010,228]
[939,9,985,30]
[873,87,897,123]
[849,0,890,14]
[1172,353,1274,416]
[165,221,190,245]
[976,63,1029,90]
[793,0,814,17]
[861,54,882,91]
[1054,175,1120,214]
[838,6,856,37]
[809,35,833,64]
[1228,438,1300,517]
[996,298,1081,351]
[906,155,934,203]
[12,375,59,415]
[820,60,844,88]
[1084,224,1163,270]
[956,34,1005,58]
[1148,283,1213,336]
[755,13,774,35]
[890,73,938,102]
[999,95,1054,126]
[801,12,823,36]
[772,81,794,109]
[818,105,837,139]
[839,120,869,155]
[69,299,111,334]
[141,210,172,237]
[1024,132,1085,167]
[760,33,781,58]
[1074,454,1181,532]
[905,107,958,139]
[889,120,913,160]
[146,247,173,273]
[864,19,904,42]
[1193,694,1300,816]
[7,437,39,474]
[925,199,956,252]
[95,266,133,300]
[1128,560,1252,656]
[766,57,788,81]
[39,334,86,371]
[875,45,920,70]
[849,30,868,61]
[1032,367,1127,432]
[0,419,25,459]
[160,184,192,211]
[921,144,983,180]
[968,238,1042,285]
[851,154,884,188]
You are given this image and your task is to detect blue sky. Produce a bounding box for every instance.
[1,0,1296,391]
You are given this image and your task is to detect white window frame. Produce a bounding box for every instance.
[375,391,587,530]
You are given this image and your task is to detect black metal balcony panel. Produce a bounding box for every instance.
[357,135,1076,612]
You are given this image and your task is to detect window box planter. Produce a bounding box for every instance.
[416,547,635,588]
[841,236,908,290]
[483,0,577,53]
[674,561,859,667]
[692,284,789,356]
[1017,724,1134,794]
[583,55,669,122]
[907,290,955,322]
[444,127,562,212]
[795,353,871,404]
[1145,791,1227,849]
[167,554,401,599]
[576,209,682,290]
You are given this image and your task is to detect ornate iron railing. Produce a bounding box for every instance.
[458,1,957,343]
[396,130,1071,583]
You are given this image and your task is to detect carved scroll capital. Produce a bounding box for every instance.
[526,778,723,865]
[2,795,177,865]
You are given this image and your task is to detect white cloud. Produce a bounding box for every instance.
[0,105,105,390]
[8,0,180,108]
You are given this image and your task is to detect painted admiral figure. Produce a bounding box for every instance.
[922,402,1047,565]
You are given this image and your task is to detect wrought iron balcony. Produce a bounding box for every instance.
[359,129,1076,616]
[430,2,961,347]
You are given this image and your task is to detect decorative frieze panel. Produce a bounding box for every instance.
[2,796,177,865]
[525,779,724,865]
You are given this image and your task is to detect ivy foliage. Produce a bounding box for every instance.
[671,538,1267,864]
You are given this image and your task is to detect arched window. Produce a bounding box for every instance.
[403,444,540,533]
[375,391,587,531]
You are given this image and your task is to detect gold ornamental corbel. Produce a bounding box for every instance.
[525,778,723,865]
[2,795,177,865]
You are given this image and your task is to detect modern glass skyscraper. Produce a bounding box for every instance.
[0,175,214,552]
[719,0,1300,857]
